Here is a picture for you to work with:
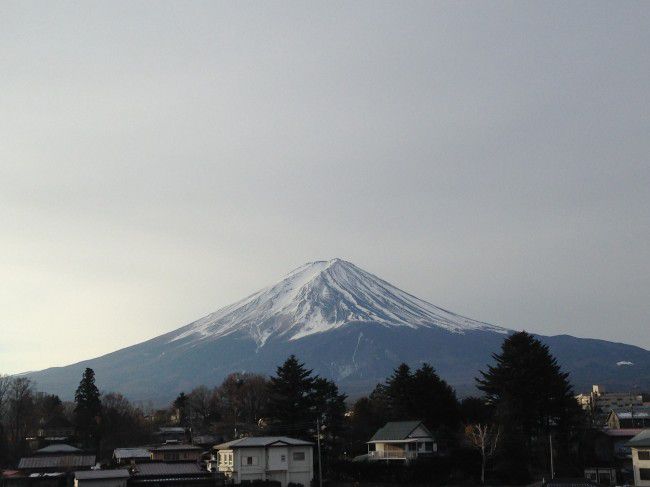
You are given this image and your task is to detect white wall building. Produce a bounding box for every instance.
[214,436,313,487]
[629,430,650,487]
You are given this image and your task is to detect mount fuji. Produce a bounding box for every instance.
[25,259,650,403]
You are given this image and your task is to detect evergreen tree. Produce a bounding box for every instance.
[74,368,101,449]
[173,392,188,426]
[477,331,583,482]
[385,363,414,419]
[266,355,316,437]
[411,363,460,431]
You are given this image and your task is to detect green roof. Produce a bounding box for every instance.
[369,421,430,442]
[628,429,650,448]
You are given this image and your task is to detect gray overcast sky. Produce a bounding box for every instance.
[1,1,649,374]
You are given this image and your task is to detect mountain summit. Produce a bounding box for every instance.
[25,259,650,403]
[169,258,505,348]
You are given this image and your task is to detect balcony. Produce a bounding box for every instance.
[367,450,419,461]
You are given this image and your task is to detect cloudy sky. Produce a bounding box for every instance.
[2,1,649,374]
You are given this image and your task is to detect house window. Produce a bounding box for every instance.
[424,442,434,452]
[407,443,417,452]
[640,469,650,481]
[244,456,257,466]
[368,444,376,452]
[281,454,286,462]
[293,452,305,461]
[639,450,650,460]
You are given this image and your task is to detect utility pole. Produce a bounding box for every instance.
[316,418,323,487]
[549,433,554,479]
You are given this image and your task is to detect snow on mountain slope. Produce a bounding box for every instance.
[169,258,507,347]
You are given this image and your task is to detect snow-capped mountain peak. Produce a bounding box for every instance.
[169,258,506,347]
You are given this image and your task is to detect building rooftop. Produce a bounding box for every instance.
[215,436,313,450]
[158,427,185,433]
[18,455,96,470]
[131,463,205,477]
[150,444,202,452]
[627,429,650,448]
[74,470,130,480]
[543,478,598,487]
[369,421,431,442]
[113,448,151,459]
[603,428,644,437]
[36,444,81,454]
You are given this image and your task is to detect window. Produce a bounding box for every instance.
[281,454,286,462]
[639,450,650,460]
[293,452,305,461]
[640,469,650,481]
[368,444,376,452]
[407,443,417,452]
[424,442,434,452]
[244,456,257,466]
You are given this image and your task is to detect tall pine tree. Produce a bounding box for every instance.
[74,368,101,449]
[266,355,316,437]
[477,332,582,482]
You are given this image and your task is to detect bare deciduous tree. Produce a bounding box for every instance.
[465,423,500,484]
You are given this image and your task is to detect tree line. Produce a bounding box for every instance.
[2,331,592,484]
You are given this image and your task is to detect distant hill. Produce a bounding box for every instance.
[25,259,650,403]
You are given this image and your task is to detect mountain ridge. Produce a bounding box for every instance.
[23,259,650,403]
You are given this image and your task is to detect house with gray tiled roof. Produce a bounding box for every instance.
[367,421,436,462]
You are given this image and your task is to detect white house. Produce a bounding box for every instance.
[628,429,650,486]
[367,421,436,461]
[213,436,313,487]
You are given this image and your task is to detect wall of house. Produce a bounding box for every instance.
[286,446,313,487]
[236,447,267,484]
[151,450,200,462]
[633,448,650,487]
[217,446,312,487]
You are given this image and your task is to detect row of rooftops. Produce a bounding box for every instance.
[9,421,432,480]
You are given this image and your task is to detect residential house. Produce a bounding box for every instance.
[603,407,650,462]
[214,436,313,487]
[2,471,66,487]
[37,417,76,442]
[156,427,186,444]
[606,407,650,430]
[73,470,129,487]
[129,463,217,487]
[628,430,650,486]
[150,444,202,462]
[583,467,616,485]
[112,448,151,466]
[35,445,83,456]
[367,421,436,462]
[17,455,96,474]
